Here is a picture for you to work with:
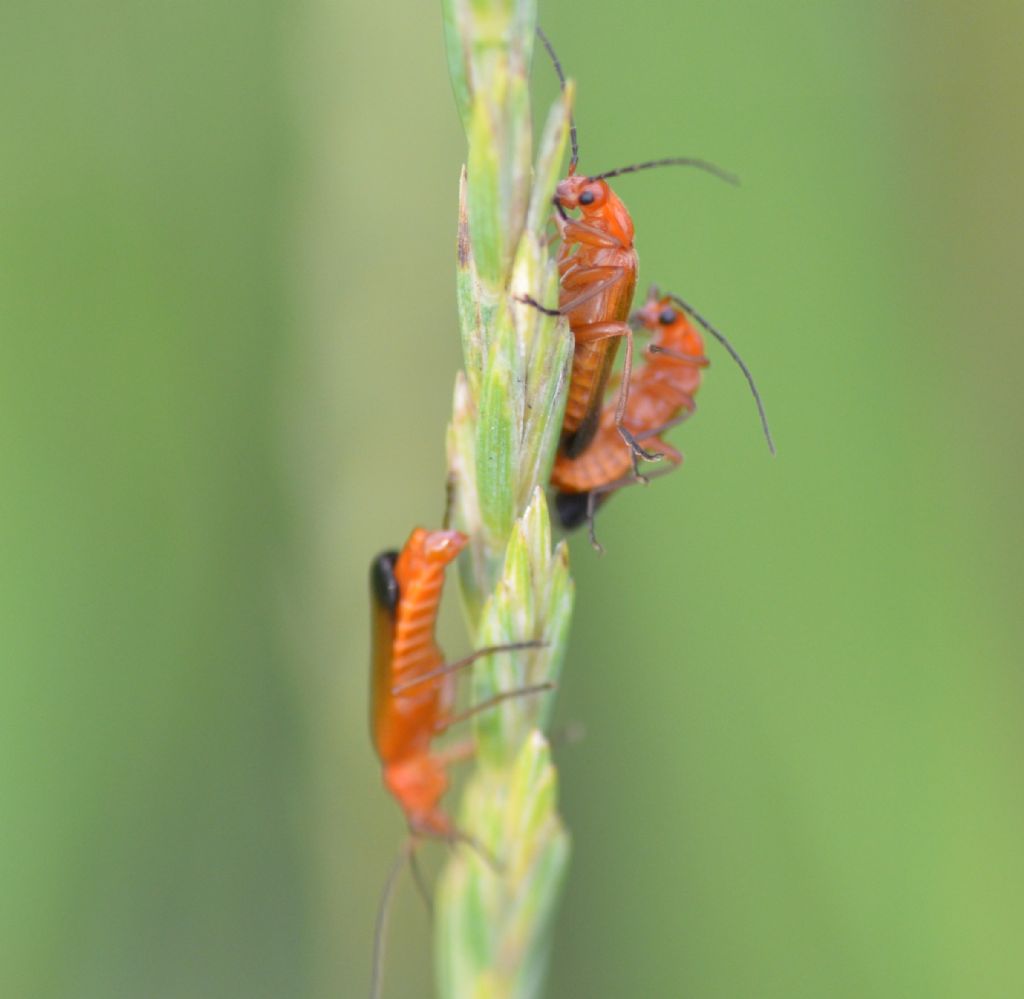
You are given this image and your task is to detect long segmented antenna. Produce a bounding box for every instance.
[592,158,739,187]
[534,32,735,193]
[369,839,415,999]
[535,27,579,171]
[408,849,434,921]
[667,293,775,454]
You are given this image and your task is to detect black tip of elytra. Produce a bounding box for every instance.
[370,550,400,612]
[554,492,592,531]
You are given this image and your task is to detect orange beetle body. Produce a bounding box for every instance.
[367,528,551,997]
[370,527,467,837]
[552,290,708,523]
[555,172,639,458]
[534,27,743,468]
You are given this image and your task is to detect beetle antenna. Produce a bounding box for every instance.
[370,839,415,999]
[408,848,434,921]
[592,158,739,187]
[667,294,775,454]
[535,27,579,171]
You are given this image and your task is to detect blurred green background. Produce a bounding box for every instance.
[3,0,1023,996]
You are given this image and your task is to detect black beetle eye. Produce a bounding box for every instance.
[579,190,595,206]
[659,308,677,325]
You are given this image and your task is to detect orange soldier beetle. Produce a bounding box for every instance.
[368,527,548,999]
[552,286,774,550]
[529,29,737,467]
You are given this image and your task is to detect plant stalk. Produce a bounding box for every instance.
[438,0,575,995]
